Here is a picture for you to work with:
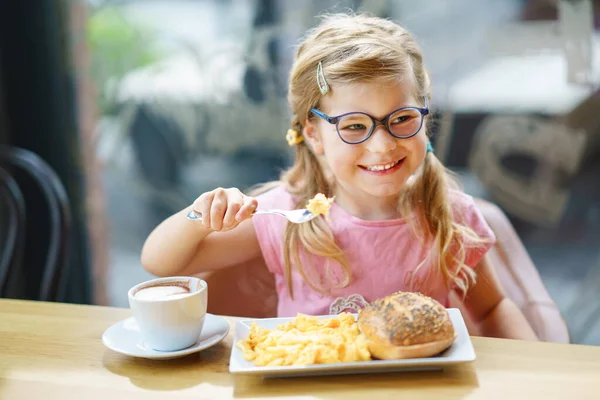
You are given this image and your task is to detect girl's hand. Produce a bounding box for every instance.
[192,187,257,232]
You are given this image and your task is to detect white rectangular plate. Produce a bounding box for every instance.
[229,308,475,378]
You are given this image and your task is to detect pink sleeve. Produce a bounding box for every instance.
[451,192,497,269]
[252,185,294,276]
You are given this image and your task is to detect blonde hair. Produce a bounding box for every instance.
[253,13,489,298]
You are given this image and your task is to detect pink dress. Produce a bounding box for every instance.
[253,185,496,317]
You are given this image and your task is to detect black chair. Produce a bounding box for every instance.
[0,146,71,302]
[0,166,26,297]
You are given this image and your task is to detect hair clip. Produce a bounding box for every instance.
[286,129,304,146]
[426,142,434,153]
[316,61,329,95]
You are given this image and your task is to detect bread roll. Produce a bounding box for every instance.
[357,291,456,360]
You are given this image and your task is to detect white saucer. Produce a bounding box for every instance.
[102,313,230,360]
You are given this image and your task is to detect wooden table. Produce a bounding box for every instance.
[1,299,599,399]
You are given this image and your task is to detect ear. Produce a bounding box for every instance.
[303,118,324,155]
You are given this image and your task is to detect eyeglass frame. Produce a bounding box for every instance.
[309,96,430,145]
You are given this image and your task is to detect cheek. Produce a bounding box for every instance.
[322,140,361,173]
[405,133,428,167]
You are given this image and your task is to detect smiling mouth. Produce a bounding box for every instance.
[360,158,404,172]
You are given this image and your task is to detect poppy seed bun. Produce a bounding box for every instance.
[357,291,456,359]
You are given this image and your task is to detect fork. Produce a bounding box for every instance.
[185,208,318,224]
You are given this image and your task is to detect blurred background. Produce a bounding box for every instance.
[0,0,598,345]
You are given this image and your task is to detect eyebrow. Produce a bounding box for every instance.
[326,103,417,119]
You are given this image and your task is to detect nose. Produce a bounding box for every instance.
[365,124,397,153]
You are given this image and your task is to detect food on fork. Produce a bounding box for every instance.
[357,291,456,360]
[237,313,371,366]
[305,193,334,220]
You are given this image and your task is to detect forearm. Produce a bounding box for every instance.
[141,205,213,277]
[478,297,539,341]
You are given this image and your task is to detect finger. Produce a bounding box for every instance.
[236,196,258,221]
[210,188,228,231]
[222,192,243,229]
[194,192,213,228]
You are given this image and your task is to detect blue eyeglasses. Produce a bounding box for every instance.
[310,96,429,144]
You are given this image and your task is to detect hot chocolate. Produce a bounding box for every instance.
[128,277,208,351]
[134,281,191,301]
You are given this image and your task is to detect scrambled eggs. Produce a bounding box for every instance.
[237,313,371,366]
[306,193,334,220]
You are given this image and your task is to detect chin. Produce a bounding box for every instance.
[362,183,407,198]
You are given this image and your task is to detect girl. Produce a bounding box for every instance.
[142,13,538,340]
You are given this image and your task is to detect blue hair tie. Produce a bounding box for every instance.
[426,142,434,153]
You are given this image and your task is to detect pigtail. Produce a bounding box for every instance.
[280,115,351,299]
[402,152,487,296]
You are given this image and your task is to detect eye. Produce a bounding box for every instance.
[389,109,421,126]
[341,123,368,131]
[390,115,411,125]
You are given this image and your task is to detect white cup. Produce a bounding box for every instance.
[128,276,208,352]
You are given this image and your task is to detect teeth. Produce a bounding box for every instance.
[366,160,399,171]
